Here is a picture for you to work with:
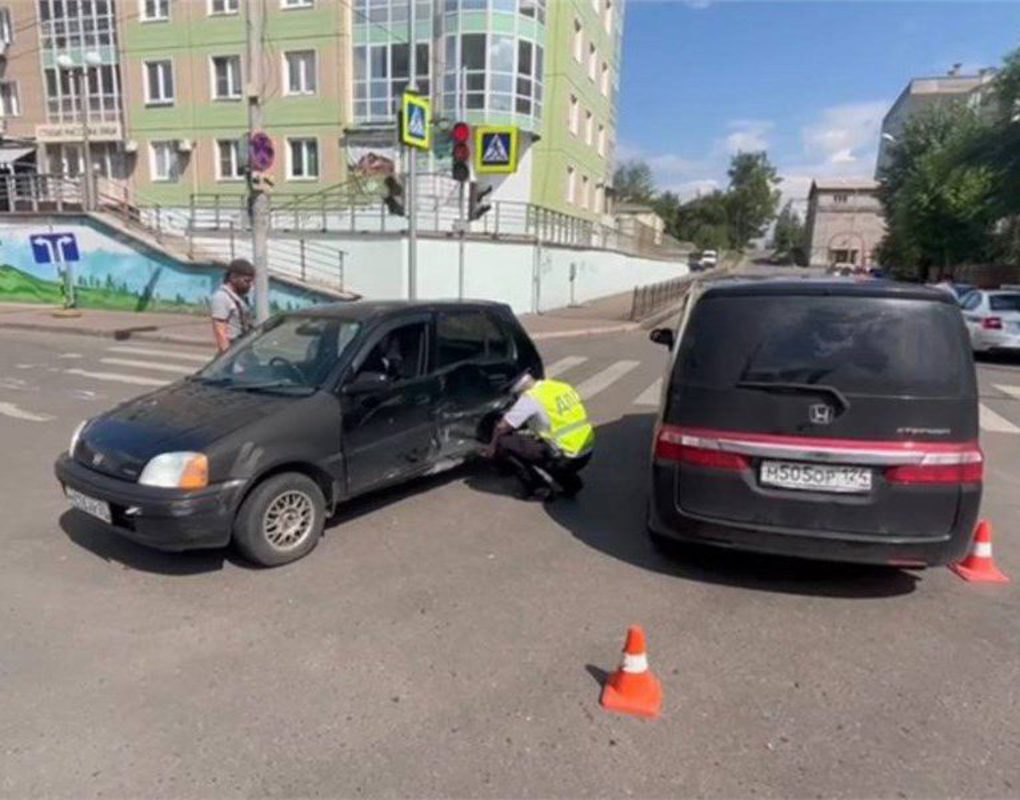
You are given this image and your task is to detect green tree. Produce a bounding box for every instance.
[725,151,782,248]
[772,200,806,265]
[612,160,656,204]
[675,191,733,251]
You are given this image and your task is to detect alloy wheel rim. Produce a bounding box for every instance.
[262,490,315,552]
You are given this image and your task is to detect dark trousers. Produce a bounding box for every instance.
[494,432,591,496]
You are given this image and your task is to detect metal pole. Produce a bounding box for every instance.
[406,0,418,300]
[246,0,271,323]
[457,64,466,300]
[77,68,93,211]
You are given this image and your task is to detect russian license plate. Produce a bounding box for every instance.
[66,487,112,523]
[760,460,872,494]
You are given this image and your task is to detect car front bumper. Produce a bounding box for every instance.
[55,453,246,551]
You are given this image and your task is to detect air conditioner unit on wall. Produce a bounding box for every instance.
[176,139,193,153]
[123,139,138,153]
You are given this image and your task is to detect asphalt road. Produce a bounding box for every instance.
[1,327,1019,799]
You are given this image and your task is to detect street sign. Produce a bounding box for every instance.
[475,126,519,175]
[401,93,432,150]
[30,233,79,264]
[249,131,275,172]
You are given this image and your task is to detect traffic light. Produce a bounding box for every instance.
[452,122,470,183]
[468,181,492,221]
[383,175,404,216]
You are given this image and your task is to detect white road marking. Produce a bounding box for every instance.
[575,360,641,400]
[65,368,169,387]
[634,378,663,407]
[59,353,83,359]
[100,357,195,374]
[979,403,1020,434]
[106,345,211,364]
[15,363,37,369]
[0,401,53,422]
[545,356,588,378]
[993,384,1020,401]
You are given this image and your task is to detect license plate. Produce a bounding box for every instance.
[66,487,112,523]
[760,460,872,494]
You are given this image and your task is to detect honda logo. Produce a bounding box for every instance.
[809,404,834,425]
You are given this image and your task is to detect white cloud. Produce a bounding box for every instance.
[724,119,773,154]
[801,100,886,167]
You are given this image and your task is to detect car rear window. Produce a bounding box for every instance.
[675,295,970,397]
[989,294,1020,312]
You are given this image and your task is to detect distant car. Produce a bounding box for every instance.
[647,278,981,567]
[701,250,719,268]
[56,301,543,566]
[959,289,1020,354]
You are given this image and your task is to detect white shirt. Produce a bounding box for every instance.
[503,394,551,435]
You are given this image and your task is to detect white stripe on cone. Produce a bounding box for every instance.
[622,652,649,673]
[973,541,993,558]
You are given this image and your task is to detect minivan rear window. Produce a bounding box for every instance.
[989,294,1020,312]
[676,295,969,397]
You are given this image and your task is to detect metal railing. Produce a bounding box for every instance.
[0,174,84,213]
[629,276,693,321]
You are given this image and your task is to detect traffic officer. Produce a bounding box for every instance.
[482,371,595,500]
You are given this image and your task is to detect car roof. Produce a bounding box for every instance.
[288,299,511,321]
[697,276,959,304]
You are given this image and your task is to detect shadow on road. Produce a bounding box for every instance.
[470,413,919,599]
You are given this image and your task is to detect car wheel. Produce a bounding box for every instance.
[233,472,325,567]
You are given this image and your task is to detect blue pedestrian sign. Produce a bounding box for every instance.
[401,93,432,150]
[475,126,520,175]
[30,232,80,264]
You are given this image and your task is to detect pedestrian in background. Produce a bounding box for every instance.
[211,259,255,353]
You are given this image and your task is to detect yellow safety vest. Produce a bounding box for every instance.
[526,379,595,459]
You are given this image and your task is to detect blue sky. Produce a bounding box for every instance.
[617,1,1020,206]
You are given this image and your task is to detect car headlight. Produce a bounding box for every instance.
[138,452,209,489]
[69,420,88,457]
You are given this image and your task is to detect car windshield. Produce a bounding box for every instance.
[676,295,969,397]
[989,294,1020,312]
[197,315,361,392]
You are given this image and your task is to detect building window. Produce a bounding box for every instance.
[588,44,597,82]
[0,81,20,117]
[604,0,612,33]
[601,62,609,96]
[211,55,242,100]
[216,139,244,180]
[572,19,582,63]
[288,137,319,180]
[209,0,239,14]
[44,63,122,124]
[141,0,170,21]
[597,123,606,156]
[284,50,317,95]
[584,110,593,145]
[38,0,118,50]
[569,94,579,134]
[0,7,13,43]
[581,175,590,210]
[566,166,576,204]
[352,40,430,123]
[833,193,849,204]
[149,141,179,182]
[595,184,604,214]
[518,0,546,24]
[281,0,313,6]
[143,60,174,105]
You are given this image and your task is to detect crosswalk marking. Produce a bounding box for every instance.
[979,403,1020,434]
[575,360,640,400]
[634,378,662,407]
[107,345,211,363]
[545,356,588,378]
[100,357,195,374]
[993,384,1020,401]
[0,401,53,422]
[65,368,169,387]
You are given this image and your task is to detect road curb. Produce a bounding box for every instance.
[0,321,211,348]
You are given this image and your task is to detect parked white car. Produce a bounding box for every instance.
[701,250,719,268]
[959,290,1020,354]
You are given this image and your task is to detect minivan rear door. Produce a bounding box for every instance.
[664,293,979,538]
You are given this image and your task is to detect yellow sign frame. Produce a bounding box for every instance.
[401,93,432,150]
[474,126,519,175]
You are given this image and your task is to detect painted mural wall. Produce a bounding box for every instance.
[0,216,328,314]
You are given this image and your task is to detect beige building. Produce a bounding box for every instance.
[804,178,886,268]
[0,2,47,174]
[615,203,664,246]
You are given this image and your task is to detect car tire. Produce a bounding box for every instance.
[233,472,325,567]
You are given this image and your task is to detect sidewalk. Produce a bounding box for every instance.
[0,289,682,347]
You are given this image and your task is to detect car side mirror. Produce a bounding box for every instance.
[342,371,390,395]
[649,328,674,349]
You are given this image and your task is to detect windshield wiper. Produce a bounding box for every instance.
[735,380,851,412]
[233,381,316,395]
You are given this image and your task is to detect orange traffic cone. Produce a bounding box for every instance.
[600,625,663,719]
[950,520,1010,584]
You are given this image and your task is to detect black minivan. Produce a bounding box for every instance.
[55,301,542,566]
[647,279,982,566]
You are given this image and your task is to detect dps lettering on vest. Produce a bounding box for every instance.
[526,379,595,458]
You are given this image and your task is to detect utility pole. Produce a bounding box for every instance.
[457,65,466,300]
[406,0,418,300]
[246,0,270,323]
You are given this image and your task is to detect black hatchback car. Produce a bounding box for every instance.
[55,301,542,566]
[647,279,982,566]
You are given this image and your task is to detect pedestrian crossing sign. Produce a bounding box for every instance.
[401,93,431,150]
[475,126,519,174]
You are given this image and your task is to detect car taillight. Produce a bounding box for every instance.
[982,316,1003,330]
[654,425,750,471]
[885,448,983,485]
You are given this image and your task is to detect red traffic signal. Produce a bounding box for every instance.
[451,121,470,183]
[452,122,470,144]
